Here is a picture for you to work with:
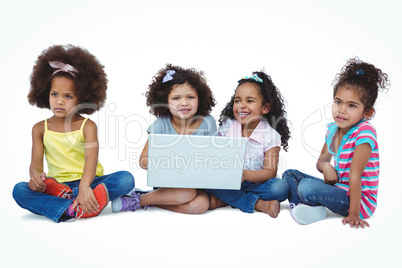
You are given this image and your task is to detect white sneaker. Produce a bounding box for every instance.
[289,203,327,225]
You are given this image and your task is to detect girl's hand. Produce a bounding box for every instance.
[72,185,99,214]
[241,170,250,183]
[322,163,338,185]
[28,172,46,192]
[342,214,370,229]
[240,147,280,184]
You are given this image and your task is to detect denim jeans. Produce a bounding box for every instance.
[13,171,135,222]
[282,169,349,216]
[207,178,289,213]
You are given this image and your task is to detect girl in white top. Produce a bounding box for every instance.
[207,71,291,218]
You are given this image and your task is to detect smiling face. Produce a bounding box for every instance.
[49,76,79,118]
[233,82,270,131]
[167,82,199,121]
[332,85,372,133]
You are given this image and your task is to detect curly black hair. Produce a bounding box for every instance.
[145,64,215,117]
[28,44,108,115]
[333,57,390,112]
[219,71,291,151]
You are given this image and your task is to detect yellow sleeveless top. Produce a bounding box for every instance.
[44,118,104,183]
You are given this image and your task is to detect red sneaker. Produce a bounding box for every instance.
[75,183,109,219]
[44,178,73,199]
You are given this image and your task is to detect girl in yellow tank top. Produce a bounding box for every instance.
[43,117,104,183]
[12,45,134,222]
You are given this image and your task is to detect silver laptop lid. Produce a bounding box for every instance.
[147,134,247,189]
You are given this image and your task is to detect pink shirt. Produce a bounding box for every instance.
[218,119,281,170]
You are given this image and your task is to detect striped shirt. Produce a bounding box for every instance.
[325,120,379,219]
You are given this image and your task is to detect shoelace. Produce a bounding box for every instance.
[58,188,73,199]
[74,206,84,219]
[121,194,141,211]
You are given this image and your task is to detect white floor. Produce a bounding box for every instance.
[4,193,398,268]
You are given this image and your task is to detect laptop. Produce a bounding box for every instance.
[147,134,248,190]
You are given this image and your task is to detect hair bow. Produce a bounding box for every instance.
[355,69,365,75]
[162,70,176,83]
[49,61,79,78]
[239,74,263,83]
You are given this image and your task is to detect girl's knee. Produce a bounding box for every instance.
[277,178,290,190]
[298,178,318,202]
[187,199,209,214]
[177,188,198,204]
[283,169,298,178]
[282,169,299,184]
[271,179,290,201]
[122,171,135,188]
[115,171,135,192]
[185,194,209,214]
[278,179,290,200]
[283,169,296,175]
[12,182,29,201]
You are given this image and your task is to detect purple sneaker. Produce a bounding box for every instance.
[112,194,141,212]
[127,188,154,210]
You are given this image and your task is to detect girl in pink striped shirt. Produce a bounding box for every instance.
[283,57,389,228]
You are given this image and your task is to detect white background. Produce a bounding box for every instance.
[1,0,401,267]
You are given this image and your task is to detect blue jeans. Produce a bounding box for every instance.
[282,169,349,216]
[12,171,135,223]
[207,178,289,213]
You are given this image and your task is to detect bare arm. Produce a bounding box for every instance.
[342,143,372,228]
[74,119,101,213]
[28,121,46,192]
[139,140,149,170]
[316,143,338,185]
[242,147,280,183]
